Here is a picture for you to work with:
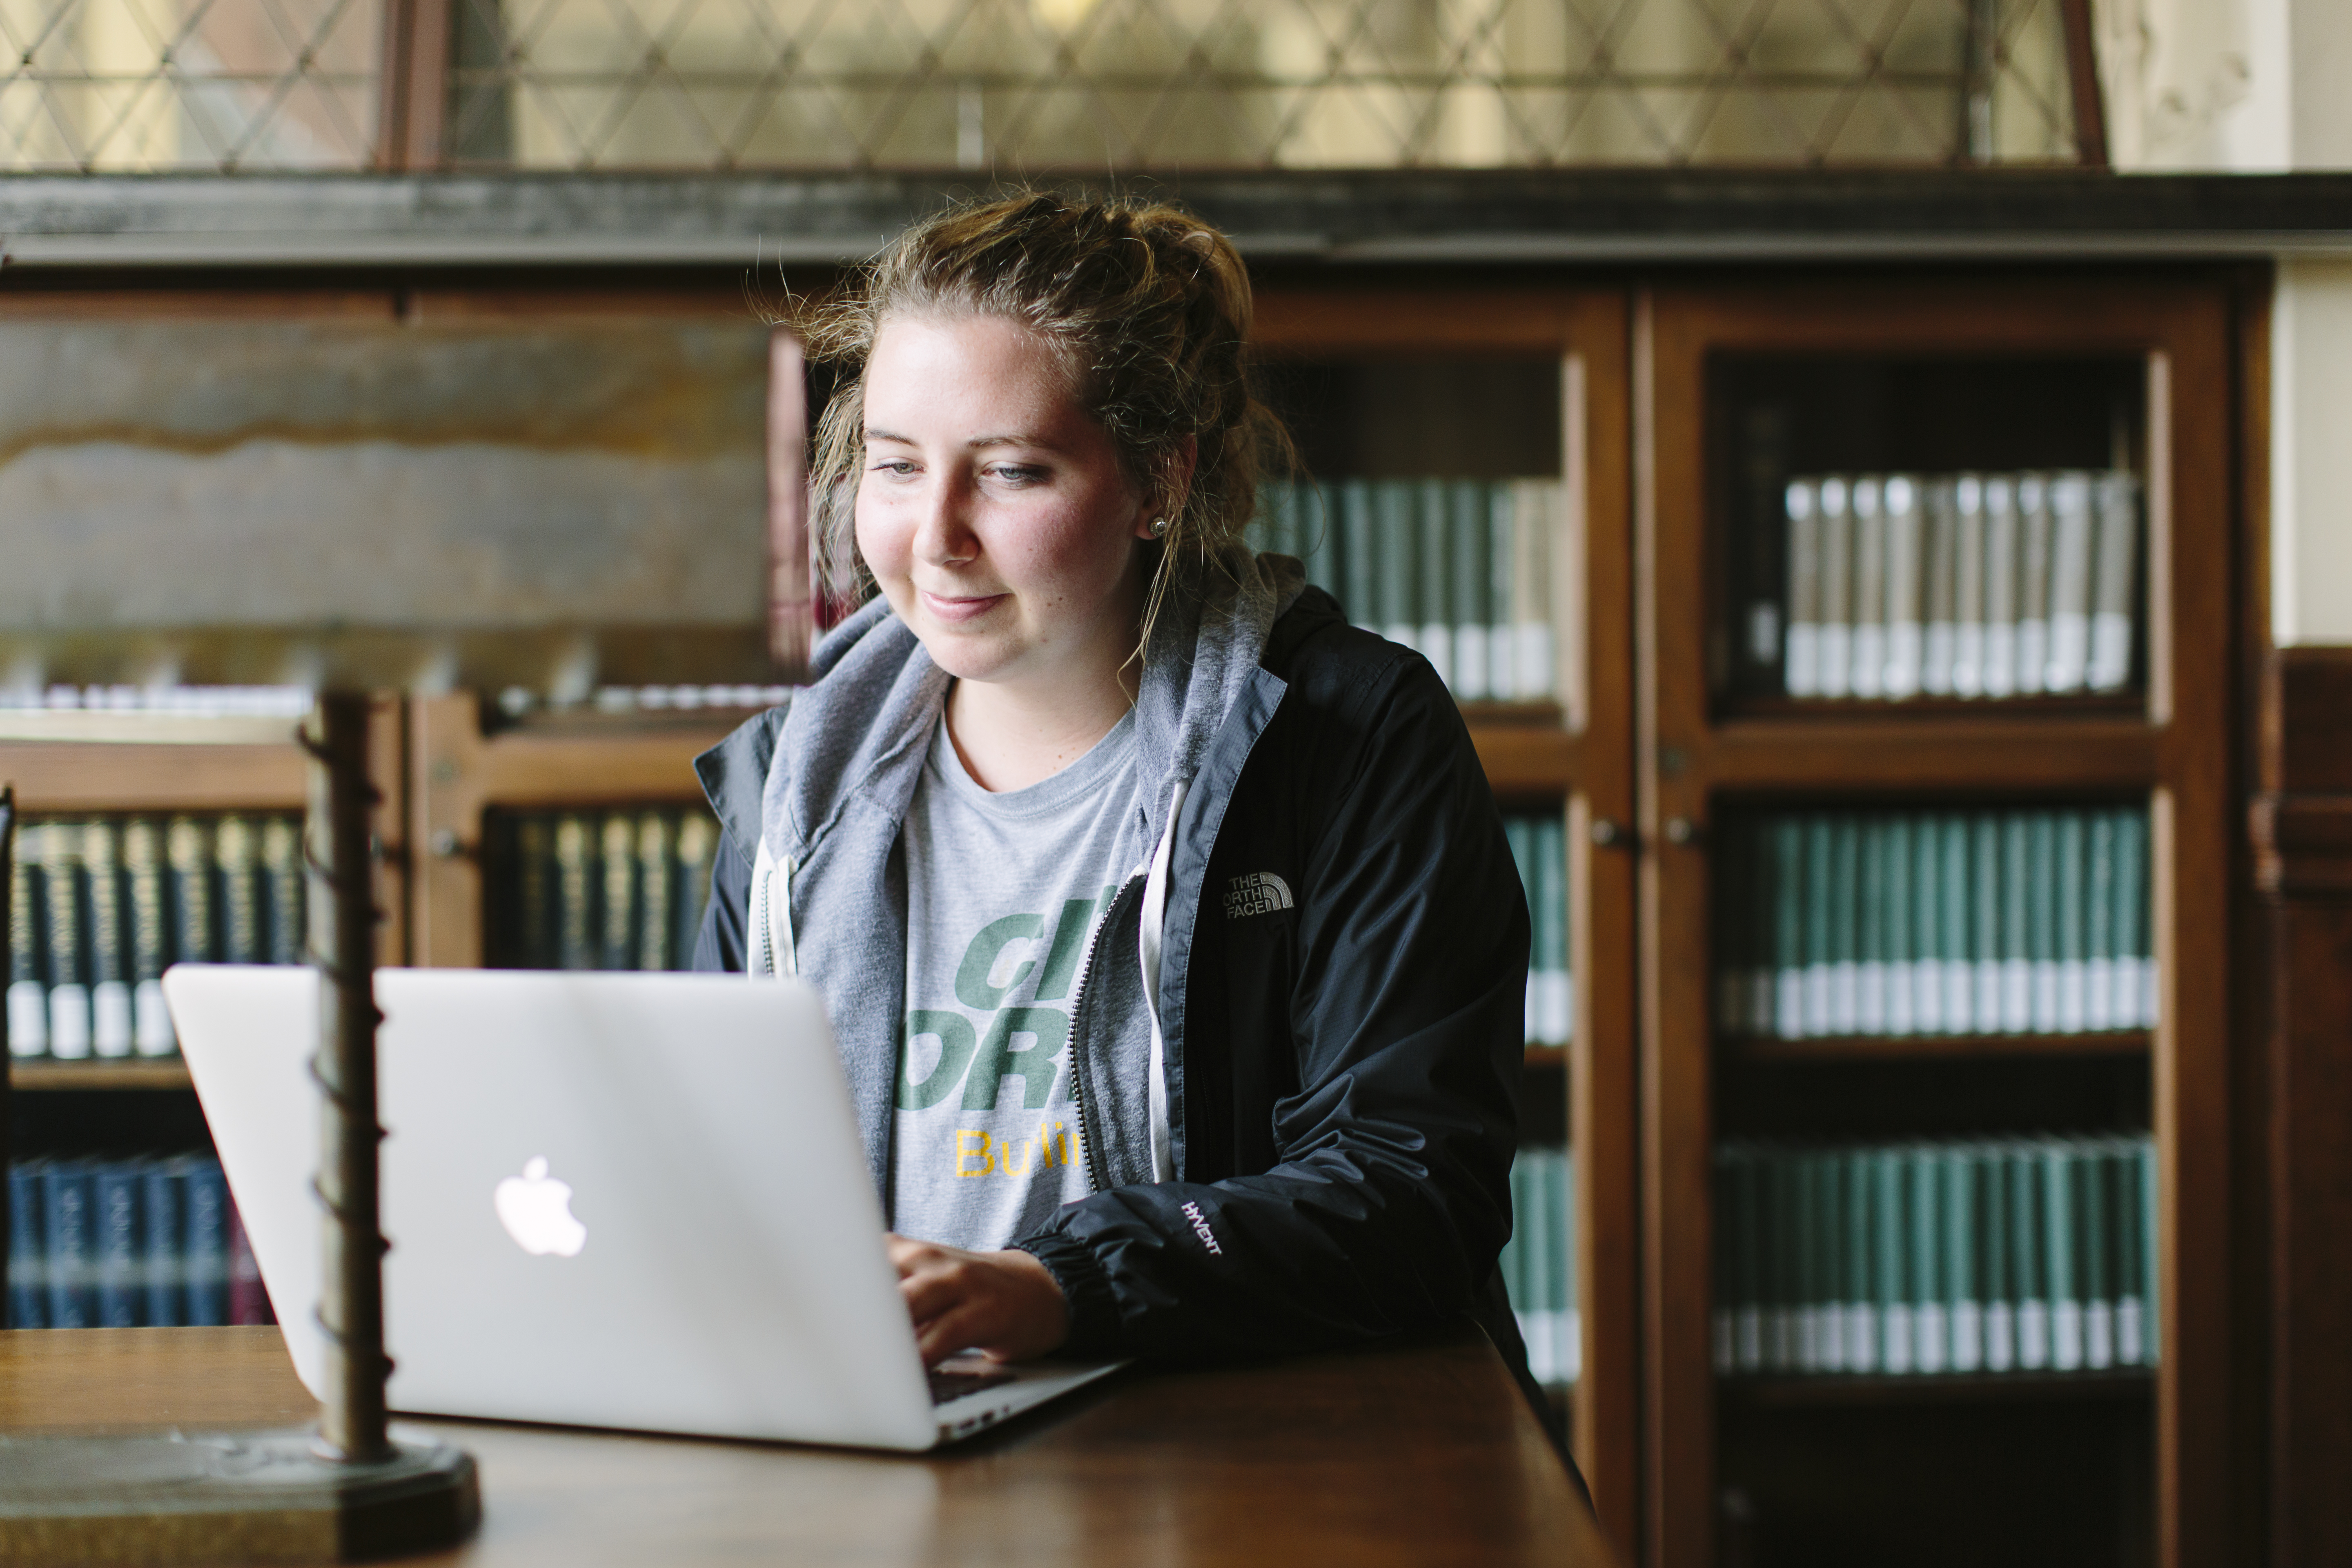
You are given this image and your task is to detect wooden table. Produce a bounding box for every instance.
[0,1325,1615,1568]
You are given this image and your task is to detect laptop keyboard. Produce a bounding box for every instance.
[927,1365,1018,1406]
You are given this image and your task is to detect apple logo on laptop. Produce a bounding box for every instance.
[494,1157,587,1257]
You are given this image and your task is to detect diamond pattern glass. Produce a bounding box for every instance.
[0,0,380,169]
[446,0,2082,169]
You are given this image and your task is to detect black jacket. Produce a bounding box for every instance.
[694,587,1549,1422]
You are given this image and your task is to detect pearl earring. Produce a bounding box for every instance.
[1148,517,1170,538]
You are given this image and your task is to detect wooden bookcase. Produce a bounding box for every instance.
[1633,276,2236,1568]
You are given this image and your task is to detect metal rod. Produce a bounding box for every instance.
[303,693,393,1464]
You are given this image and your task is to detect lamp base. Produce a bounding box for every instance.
[0,1430,478,1565]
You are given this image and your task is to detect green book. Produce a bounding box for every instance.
[1488,484,1518,699]
[1984,1139,2015,1372]
[1770,1147,1800,1371]
[1523,1147,1555,1385]
[598,813,637,971]
[2114,807,2151,1029]
[1304,482,1343,597]
[1885,815,1914,1034]
[1557,1149,1580,1385]
[2011,1145,2049,1370]
[1339,480,1377,630]
[1417,477,1453,686]
[1802,815,1834,1037]
[1911,1144,1947,1373]
[1711,1149,1734,1373]
[1450,479,1490,699]
[1844,1146,1877,1371]
[2044,1140,2082,1370]
[1945,1145,1981,1372]
[1510,481,1557,702]
[2056,809,2087,1032]
[214,816,264,965]
[1373,480,1417,652]
[1909,811,1941,1031]
[512,816,554,969]
[2114,1139,2147,1366]
[166,817,216,968]
[2139,1136,2161,1366]
[1857,815,1888,1034]
[1829,814,1860,1035]
[9,836,47,1058]
[637,811,675,972]
[2086,811,2118,1031]
[1999,813,2032,1032]
[675,812,719,968]
[1734,1145,1766,1372]
[40,823,90,1060]
[81,821,131,1059]
[2027,811,2060,1031]
[122,820,174,1058]
[2082,1139,2115,1370]
[1771,818,1805,1039]
[261,816,305,967]
[1936,813,1969,1033]
[554,815,594,971]
[1875,1147,1910,1373]
[1794,1152,1825,1371]
[1969,812,2000,1031]
[1534,815,1570,1045]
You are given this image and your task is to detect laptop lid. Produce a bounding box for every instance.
[165,965,940,1452]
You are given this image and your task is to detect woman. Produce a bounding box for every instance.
[693,193,1535,1401]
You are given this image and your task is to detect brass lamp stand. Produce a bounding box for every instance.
[0,693,478,1564]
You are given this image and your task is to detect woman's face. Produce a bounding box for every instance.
[855,313,1155,695]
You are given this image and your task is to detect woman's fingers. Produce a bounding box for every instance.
[880,1234,1071,1365]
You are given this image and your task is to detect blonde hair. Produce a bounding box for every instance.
[794,191,1292,637]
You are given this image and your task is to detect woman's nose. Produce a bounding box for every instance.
[912,471,978,567]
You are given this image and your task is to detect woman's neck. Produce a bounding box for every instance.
[944,662,1137,793]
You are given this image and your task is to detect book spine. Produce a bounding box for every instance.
[1829,815,1860,1036]
[2046,471,2095,692]
[1784,480,1822,697]
[2115,1139,2147,1365]
[167,816,217,971]
[2089,471,2140,692]
[1744,826,1774,1033]
[1938,813,1971,1033]
[1556,1149,1579,1385]
[2029,811,2061,1032]
[1807,1151,1838,1372]
[599,813,637,971]
[637,811,675,972]
[2000,814,2032,1033]
[261,815,305,966]
[9,843,47,1058]
[1733,1145,1765,1372]
[2086,811,2118,1032]
[1714,821,1749,1034]
[1981,476,2020,698]
[1947,1145,1983,1373]
[1951,475,1988,698]
[1512,482,1557,700]
[1535,815,1570,1045]
[675,813,718,970]
[83,821,132,1058]
[2140,1136,2162,1365]
[555,815,594,971]
[1972,813,2003,1032]
[2083,1140,2116,1370]
[1772,817,1806,1039]
[41,823,91,1060]
[1766,1149,1796,1371]
[1912,1144,1948,1374]
[1883,475,1925,699]
[183,1158,229,1327]
[7,1166,43,1327]
[1984,1138,2015,1372]
[1802,815,1834,1038]
[142,1160,184,1327]
[94,1162,143,1326]
[44,1163,94,1328]
[1844,1146,1878,1371]
[229,1196,272,1326]
[1791,1154,1819,1372]
[1711,1148,1733,1372]
[2057,810,2088,1033]
[1909,812,1942,1033]
[1486,483,1516,700]
[1508,1159,1535,1371]
[123,819,175,1056]
[1849,477,1887,699]
[1341,479,1379,633]
[1817,478,1854,699]
[1523,1147,1553,1384]
[2045,1141,2082,1370]
[2115,808,2152,1029]
[1417,478,1453,686]
[2012,1147,2049,1370]
[1375,481,1418,654]
[1857,816,1888,1035]
[216,815,265,964]
[2015,474,2053,696]
[1451,479,1490,699]
[1884,815,1914,1036]
[1921,477,1958,696]
[515,815,554,969]
[1877,1148,1911,1374]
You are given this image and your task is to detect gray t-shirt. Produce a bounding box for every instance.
[890,708,1147,1250]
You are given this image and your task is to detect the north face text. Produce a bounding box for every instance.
[1223,872,1294,919]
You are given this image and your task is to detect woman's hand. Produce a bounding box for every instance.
[886,1235,1071,1366]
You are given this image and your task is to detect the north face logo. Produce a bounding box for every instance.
[1223,872,1293,920]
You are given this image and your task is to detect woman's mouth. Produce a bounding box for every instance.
[920,590,1008,624]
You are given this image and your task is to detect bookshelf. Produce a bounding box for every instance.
[1252,282,1638,1544]
[1636,277,2234,1568]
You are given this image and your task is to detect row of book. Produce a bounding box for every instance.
[1247,479,1563,702]
[1714,805,2155,1040]
[9,815,305,1061]
[1501,1145,1578,1388]
[493,684,798,718]
[489,808,720,973]
[1713,1135,2158,1377]
[1503,813,1572,1046]
[0,685,314,716]
[1779,471,2140,700]
[7,1155,273,1329]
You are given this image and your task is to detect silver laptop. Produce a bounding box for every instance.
[163,964,1123,1450]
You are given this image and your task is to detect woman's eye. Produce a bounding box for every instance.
[870,459,918,477]
[987,464,1048,486]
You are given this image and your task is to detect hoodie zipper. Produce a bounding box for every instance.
[1062,876,1138,1196]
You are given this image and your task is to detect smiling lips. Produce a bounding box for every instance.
[920,590,1010,624]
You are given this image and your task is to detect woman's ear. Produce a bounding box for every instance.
[1133,436,1201,541]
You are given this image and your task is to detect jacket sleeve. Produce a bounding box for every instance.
[690,841,752,973]
[1016,648,1528,1360]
